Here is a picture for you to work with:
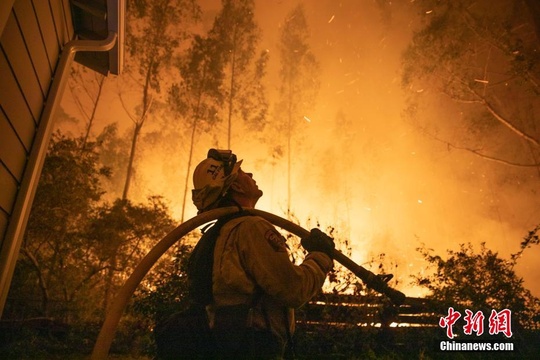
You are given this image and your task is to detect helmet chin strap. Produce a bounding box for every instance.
[91,207,406,360]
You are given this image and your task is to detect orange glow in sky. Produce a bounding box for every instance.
[59,0,540,300]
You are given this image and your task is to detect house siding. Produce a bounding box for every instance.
[0,0,73,291]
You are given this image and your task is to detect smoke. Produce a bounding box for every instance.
[242,0,539,297]
[60,0,540,298]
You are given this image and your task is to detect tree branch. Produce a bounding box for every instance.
[441,89,483,104]
[420,126,540,167]
[450,81,540,147]
[462,7,540,91]
[118,90,138,124]
[20,247,50,316]
[68,81,90,121]
[479,93,540,147]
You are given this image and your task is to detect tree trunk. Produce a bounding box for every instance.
[226,26,239,149]
[121,62,153,201]
[122,123,141,201]
[103,252,117,314]
[180,63,209,221]
[20,248,50,317]
[524,0,540,42]
[181,116,198,222]
[82,76,106,150]
[286,76,293,218]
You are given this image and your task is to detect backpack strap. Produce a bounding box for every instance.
[187,209,251,306]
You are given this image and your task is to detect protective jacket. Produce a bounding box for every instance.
[208,215,333,353]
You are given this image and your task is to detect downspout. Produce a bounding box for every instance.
[0,32,118,316]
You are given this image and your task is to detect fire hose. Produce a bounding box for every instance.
[91,206,406,360]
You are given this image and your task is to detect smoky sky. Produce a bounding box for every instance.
[59,0,540,298]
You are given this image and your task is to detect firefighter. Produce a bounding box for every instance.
[191,149,335,359]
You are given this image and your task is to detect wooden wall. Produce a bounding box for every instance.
[0,0,74,277]
[1,0,122,315]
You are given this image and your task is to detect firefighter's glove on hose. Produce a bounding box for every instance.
[301,228,335,257]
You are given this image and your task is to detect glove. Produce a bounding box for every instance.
[301,228,335,257]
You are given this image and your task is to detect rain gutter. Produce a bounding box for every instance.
[0,32,118,316]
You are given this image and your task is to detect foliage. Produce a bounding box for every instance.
[170,30,227,221]
[132,240,195,324]
[169,0,266,220]
[170,34,225,127]
[413,239,540,329]
[86,196,176,312]
[126,0,200,85]
[402,0,540,167]
[67,63,107,148]
[209,0,268,144]
[277,3,320,104]
[242,49,270,132]
[279,212,379,297]
[8,132,110,320]
[95,123,130,200]
[510,224,540,264]
[7,133,539,357]
[5,132,176,326]
[120,0,201,200]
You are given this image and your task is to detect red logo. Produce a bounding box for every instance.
[439,308,513,339]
